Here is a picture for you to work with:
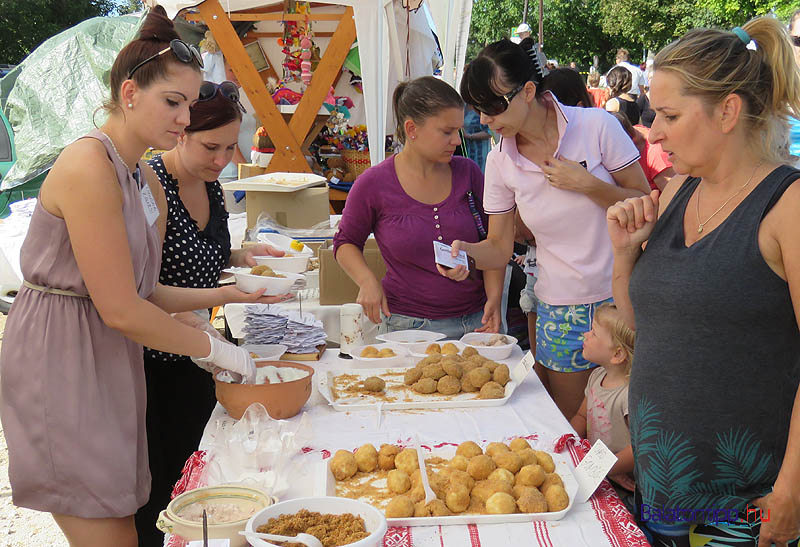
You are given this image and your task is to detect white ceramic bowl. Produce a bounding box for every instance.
[157,485,276,547]
[252,254,311,274]
[223,268,304,295]
[459,333,519,360]
[242,344,288,362]
[375,330,446,355]
[408,340,467,358]
[246,496,387,547]
[350,343,409,367]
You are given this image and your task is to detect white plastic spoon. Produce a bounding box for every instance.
[413,434,437,504]
[239,530,323,547]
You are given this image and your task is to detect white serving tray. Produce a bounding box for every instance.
[316,445,578,525]
[223,172,327,193]
[316,352,535,411]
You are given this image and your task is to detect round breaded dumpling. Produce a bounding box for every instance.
[437,375,461,395]
[363,376,385,392]
[354,443,378,473]
[479,381,506,399]
[455,441,483,458]
[471,479,513,504]
[407,482,425,502]
[378,444,400,470]
[449,469,475,492]
[488,467,515,486]
[461,376,478,393]
[517,448,538,467]
[449,454,469,471]
[404,367,423,385]
[426,499,452,516]
[425,343,442,354]
[467,454,496,480]
[468,353,486,364]
[445,485,471,513]
[509,438,531,452]
[441,342,460,355]
[461,361,480,374]
[422,363,446,380]
[493,364,510,386]
[395,448,420,475]
[412,377,438,394]
[441,360,463,378]
[517,487,548,513]
[413,500,430,517]
[516,464,546,487]
[483,360,499,373]
[388,469,412,494]
[386,495,415,518]
[493,450,522,474]
[428,472,450,500]
[485,442,510,458]
[462,346,479,358]
[360,346,379,358]
[466,367,492,388]
[486,492,517,514]
[512,484,537,500]
[378,348,397,358]
[329,449,357,480]
[535,450,556,473]
[540,472,564,495]
[544,484,569,512]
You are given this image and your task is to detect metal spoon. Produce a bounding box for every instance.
[239,530,324,547]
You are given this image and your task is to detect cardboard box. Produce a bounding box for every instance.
[319,240,386,305]
[222,184,330,230]
[237,163,267,179]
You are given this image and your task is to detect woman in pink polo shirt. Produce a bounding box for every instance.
[454,38,649,419]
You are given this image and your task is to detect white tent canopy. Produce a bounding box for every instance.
[155,0,472,166]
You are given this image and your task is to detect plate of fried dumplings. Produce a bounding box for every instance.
[350,343,409,367]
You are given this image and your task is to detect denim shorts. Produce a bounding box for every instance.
[519,274,538,314]
[380,310,485,340]
[535,297,612,372]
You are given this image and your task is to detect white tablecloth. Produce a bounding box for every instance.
[197,349,648,547]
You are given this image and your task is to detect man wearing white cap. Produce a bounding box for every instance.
[517,23,532,40]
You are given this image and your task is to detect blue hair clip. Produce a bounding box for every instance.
[732,27,750,44]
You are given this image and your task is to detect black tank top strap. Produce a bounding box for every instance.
[761,164,800,220]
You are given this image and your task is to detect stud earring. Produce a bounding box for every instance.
[128,103,133,108]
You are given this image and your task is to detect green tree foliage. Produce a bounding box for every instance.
[0,0,116,65]
[698,0,798,25]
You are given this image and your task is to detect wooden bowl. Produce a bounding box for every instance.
[214,361,315,420]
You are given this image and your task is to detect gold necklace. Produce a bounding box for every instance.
[695,162,762,234]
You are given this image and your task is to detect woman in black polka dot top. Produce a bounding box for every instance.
[135,82,288,544]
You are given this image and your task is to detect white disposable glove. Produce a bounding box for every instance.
[195,331,257,384]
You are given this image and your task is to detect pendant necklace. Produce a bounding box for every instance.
[695,161,762,234]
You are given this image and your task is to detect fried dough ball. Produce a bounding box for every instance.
[517,448,538,467]
[461,376,478,393]
[360,346,380,358]
[404,367,423,385]
[486,492,517,514]
[540,473,564,495]
[378,444,400,470]
[461,361,480,375]
[437,375,461,395]
[456,441,483,458]
[409,468,421,486]
[534,451,556,473]
[354,444,378,472]
[462,346,479,358]
[468,353,486,364]
[479,381,506,399]
[467,454,496,480]
[518,488,548,513]
[545,484,570,512]
[425,343,442,354]
[407,482,425,502]
[395,448,420,475]
[493,364,510,386]
[378,348,397,358]
[483,360,499,373]
[363,376,385,392]
[485,442,510,458]
[493,450,522,474]
[466,367,491,388]
[386,495,415,518]
[428,472,450,500]
[422,363,446,380]
[329,450,357,480]
[426,499,452,516]
[449,455,469,472]
[445,486,471,513]
[449,469,475,492]
[509,438,531,452]
[413,500,430,517]
[488,468,515,486]
[516,464,546,487]
[441,361,463,378]
[419,353,442,365]
[250,265,268,276]
[471,479,513,504]
[388,469,412,494]
[512,484,537,500]
[441,342,459,355]
[412,378,437,394]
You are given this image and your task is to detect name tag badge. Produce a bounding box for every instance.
[140,184,159,226]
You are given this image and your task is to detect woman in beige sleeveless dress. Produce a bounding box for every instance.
[0,7,289,546]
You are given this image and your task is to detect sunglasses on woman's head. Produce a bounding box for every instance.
[197,81,246,113]
[792,35,800,47]
[127,39,203,79]
[472,82,527,116]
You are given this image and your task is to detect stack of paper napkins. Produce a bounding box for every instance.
[243,304,326,354]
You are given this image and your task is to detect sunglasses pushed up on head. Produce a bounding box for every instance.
[198,81,247,113]
[127,39,203,79]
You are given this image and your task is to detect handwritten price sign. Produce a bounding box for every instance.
[574,439,618,503]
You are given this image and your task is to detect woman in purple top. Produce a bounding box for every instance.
[334,77,505,338]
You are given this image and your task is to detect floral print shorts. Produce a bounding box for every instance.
[535,297,612,372]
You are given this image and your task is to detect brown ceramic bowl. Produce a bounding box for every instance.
[214,361,315,420]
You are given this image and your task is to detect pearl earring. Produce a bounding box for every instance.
[128,103,133,108]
